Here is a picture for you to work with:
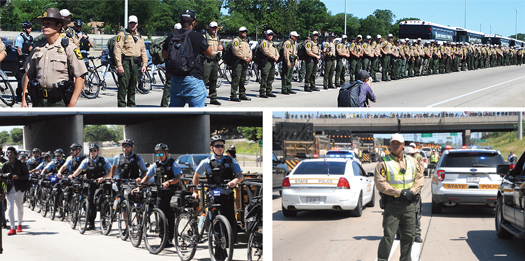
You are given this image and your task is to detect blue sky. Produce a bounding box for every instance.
[321,0,524,38]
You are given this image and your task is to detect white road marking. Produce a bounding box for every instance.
[426,75,525,107]
[373,239,422,261]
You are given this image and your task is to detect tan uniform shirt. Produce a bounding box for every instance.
[232,37,251,61]
[206,33,221,56]
[336,42,349,58]
[0,41,6,56]
[60,27,79,47]
[282,39,297,67]
[323,41,336,58]
[399,45,406,59]
[305,40,320,57]
[374,153,424,197]
[114,30,148,67]
[434,46,441,58]
[381,41,393,55]
[363,42,373,57]
[355,42,364,57]
[261,39,279,60]
[26,36,87,89]
[372,41,381,57]
[418,44,425,57]
[405,45,413,58]
[424,46,432,58]
[392,45,400,57]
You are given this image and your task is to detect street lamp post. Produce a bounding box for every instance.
[255,23,267,42]
[480,23,482,32]
[490,25,491,34]
[344,0,347,35]
[516,9,519,38]
[464,0,467,28]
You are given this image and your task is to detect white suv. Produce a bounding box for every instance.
[431,149,505,214]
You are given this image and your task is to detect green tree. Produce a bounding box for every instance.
[297,0,327,38]
[109,125,124,141]
[10,128,23,144]
[237,127,262,142]
[0,131,9,145]
[84,125,118,142]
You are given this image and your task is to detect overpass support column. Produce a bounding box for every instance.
[462,130,471,146]
[124,115,210,156]
[23,115,84,152]
[519,113,523,141]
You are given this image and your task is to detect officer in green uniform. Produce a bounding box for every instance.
[380,34,393,81]
[203,21,223,105]
[375,134,424,261]
[114,15,148,107]
[259,29,279,98]
[349,35,363,82]
[335,35,350,87]
[22,8,87,108]
[304,31,321,92]
[322,33,336,89]
[281,31,299,94]
[230,26,252,101]
[371,35,382,82]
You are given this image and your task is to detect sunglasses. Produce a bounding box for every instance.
[123,144,131,148]
[155,153,165,157]
[89,149,97,152]
[213,144,225,148]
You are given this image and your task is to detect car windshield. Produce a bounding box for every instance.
[441,152,504,168]
[193,155,209,166]
[293,161,346,175]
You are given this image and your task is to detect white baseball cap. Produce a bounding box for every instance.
[417,38,422,41]
[312,31,319,35]
[290,31,299,37]
[129,15,138,23]
[391,134,404,143]
[357,34,362,39]
[405,147,416,155]
[60,9,72,18]
[342,35,348,39]
[174,23,182,30]
[209,21,218,28]
[265,29,274,35]
[239,26,248,32]
[409,143,416,148]
[388,34,393,38]
[366,35,371,39]
[376,34,382,39]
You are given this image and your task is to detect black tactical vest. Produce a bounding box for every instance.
[28,157,42,170]
[86,157,106,179]
[118,153,140,179]
[155,158,176,186]
[20,33,34,55]
[54,159,65,172]
[207,156,235,185]
[71,156,86,172]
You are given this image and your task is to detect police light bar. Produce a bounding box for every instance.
[325,154,354,159]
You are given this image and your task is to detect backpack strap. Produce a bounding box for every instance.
[61,38,74,81]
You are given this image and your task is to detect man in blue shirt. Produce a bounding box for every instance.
[31,152,53,174]
[14,21,34,102]
[27,148,43,171]
[43,149,65,175]
[192,135,244,245]
[57,143,85,179]
[357,70,377,107]
[108,139,148,181]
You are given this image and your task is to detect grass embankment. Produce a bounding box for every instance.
[485,132,525,159]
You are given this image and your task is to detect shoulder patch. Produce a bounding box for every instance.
[286,44,290,48]
[74,48,83,60]
[234,41,238,46]
[307,43,311,48]
[263,42,267,47]
[380,168,385,176]
[117,35,121,42]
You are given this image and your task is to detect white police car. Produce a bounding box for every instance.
[281,155,375,217]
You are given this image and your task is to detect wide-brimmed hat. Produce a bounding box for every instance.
[34,8,69,25]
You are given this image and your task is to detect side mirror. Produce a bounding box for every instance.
[279,158,286,163]
[367,172,374,177]
[497,164,510,177]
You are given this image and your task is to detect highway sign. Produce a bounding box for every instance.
[477,139,487,142]
[421,133,433,138]
[259,140,263,147]
[450,132,457,136]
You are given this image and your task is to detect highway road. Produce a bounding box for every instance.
[272,162,525,261]
[2,65,523,108]
[1,204,250,260]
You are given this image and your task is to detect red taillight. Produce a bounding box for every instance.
[282,177,291,188]
[313,154,319,158]
[337,177,350,189]
[437,170,445,181]
[462,145,467,149]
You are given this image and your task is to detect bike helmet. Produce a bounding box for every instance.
[70,143,82,150]
[21,21,32,29]
[54,148,64,156]
[89,143,100,150]
[122,139,135,147]
[227,144,236,152]
[44,151,53,158]
[32,148,41,154]
[73,19,83,27]
[154,143,169,152]
[210,135,225,146]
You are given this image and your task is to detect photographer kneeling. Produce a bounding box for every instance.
[1,147,30,235]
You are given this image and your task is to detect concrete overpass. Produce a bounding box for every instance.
[0,111,262,155]
[273,115,522,145]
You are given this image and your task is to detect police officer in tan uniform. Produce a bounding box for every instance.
[380,34,393,81]
[114,15,148,107]
[349,35,363,82]
[335,35,350,87]
[22,8,87,108]
[203,21,223,105]
[362,35,374,74]
[230,26,252,101]
[259,29,279,98]
[281,31,299,94]
[0,40,6,62]
[304,31,321,92]
[322,33,336,89]
[371,35,382,82]
[59,9,79,47]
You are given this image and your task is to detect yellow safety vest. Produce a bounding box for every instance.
[383,155,416,190]
[430,154,439,163]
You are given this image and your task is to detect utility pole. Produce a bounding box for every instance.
[124,0,128,27]
[344,0,347,35]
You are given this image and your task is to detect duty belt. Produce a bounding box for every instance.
[123,56,141,63]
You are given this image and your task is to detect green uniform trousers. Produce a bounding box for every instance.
[371,57,379,81]
[349,57,361,82]
[160,72,171,107]
[362,57,371,73]
[432,58,439,75]
[323,58,335,88]
[414,57,422,76]
[117,58,139,107]
[299,60,306,82]
[230,61,248,99]
[415,195,422,237]
[445,56,452,73]
[378,200,416,261]
[34,98,66,107]
[408,58,414,77]
[304,58,318,91]
[281,59,294,93]
[203,59,219,102]
[381,55,391,81]
[259,60,275,96]
[401,59,407,77]
[334,58,346,86]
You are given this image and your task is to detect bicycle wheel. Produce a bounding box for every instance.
[49,193,56,220]
[68,197,78,229]
[247,231,263,261]
[0,75,15,107]
[35,188,43,213]
[41,190,49,217]
[175,212,198,261]
[82,69,101,99]
[28,186,36,211]
[128,205,143,247]
[58,193,66,221]
[118,200,130,241]
[111,69,119,88]
[158,67,166,86]
[144,208,168,254]
[100,199,113,235]
[78,198,89,234]
[208,215,234,261]
[136,71,152,94]
[216,70,223,88]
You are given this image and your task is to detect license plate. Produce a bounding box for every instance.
[443,184,468,189]
[306,197,320,204]
[466,176,480,183]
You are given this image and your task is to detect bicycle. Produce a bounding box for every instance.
[77,178,100,234]
[0,68,15,107]
[39,174,56,218]
[137,61,156,94]
[98,178,131,237]
[241,181,263,261]
[66,178,83,229]
[218,61,232,85]
[52,176,71,221]
[83,55,119,99]
[25,173,40,211]
[127,182,168,254]
[174,182,234,261]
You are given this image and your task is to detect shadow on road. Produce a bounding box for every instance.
[465,230,525,260]
[352,236,383,241]
[23,231,59,236]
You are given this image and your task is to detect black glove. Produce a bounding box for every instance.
[399,189,415,202]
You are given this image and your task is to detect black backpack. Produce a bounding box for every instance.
[337,81,361,107]
[79,37,90,51]
[165,29,196,75]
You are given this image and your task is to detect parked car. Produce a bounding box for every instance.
[273,152,289,190]
[431,149,505,214]
[281,157,375,217]
[495,150,525,239]
[176,154,210,177]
